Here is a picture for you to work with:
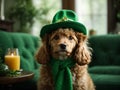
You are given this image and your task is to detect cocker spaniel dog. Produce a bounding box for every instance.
[36,28,95,90]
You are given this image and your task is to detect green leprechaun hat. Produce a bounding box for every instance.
[40,10,87,38]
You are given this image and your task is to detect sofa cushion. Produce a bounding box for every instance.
[90,74,120,90]
[90,73,120,85]
[89,35,120,66]
[89,66,120,75]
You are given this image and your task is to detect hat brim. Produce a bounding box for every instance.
[40,21,87,38]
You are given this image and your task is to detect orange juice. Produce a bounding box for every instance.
[5,55,20,71]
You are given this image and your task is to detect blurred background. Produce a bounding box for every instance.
[0,0,120,36]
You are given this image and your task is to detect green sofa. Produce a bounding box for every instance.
[88,35,120,90]
[0,30,40,90]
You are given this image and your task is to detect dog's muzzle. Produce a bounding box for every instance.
[59,44,66,50]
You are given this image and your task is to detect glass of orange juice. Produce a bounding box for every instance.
[5,48,20,71]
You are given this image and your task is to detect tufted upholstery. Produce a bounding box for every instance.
[88,35,120,90]
[89,35,120,66]
[0,30,40,90]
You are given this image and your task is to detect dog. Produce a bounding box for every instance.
[36,28,95,90]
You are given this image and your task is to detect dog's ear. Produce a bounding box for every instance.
[74,33,91,65]
[35,35,50,64]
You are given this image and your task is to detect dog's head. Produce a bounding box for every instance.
[49,28,77,60]
[36,28,91,65]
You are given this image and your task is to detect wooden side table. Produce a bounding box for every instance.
[0,71,34,89]
[0,20,14,32]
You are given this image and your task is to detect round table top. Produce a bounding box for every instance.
[0,71,34,84]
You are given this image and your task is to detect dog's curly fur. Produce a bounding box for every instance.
[36,28,95,90]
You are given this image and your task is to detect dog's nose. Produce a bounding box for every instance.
[60,44,66,50]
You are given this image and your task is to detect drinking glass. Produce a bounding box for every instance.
[5,48,20,71]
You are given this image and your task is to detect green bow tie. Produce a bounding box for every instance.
[49,58,76,90]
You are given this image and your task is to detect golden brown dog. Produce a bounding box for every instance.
[36,28,95,90]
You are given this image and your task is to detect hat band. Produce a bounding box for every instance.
[55,17,74,23]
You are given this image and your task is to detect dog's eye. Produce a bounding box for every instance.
[53,35,59,40]
[69,36,73,40]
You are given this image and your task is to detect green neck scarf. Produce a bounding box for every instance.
[49,58,76,90]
